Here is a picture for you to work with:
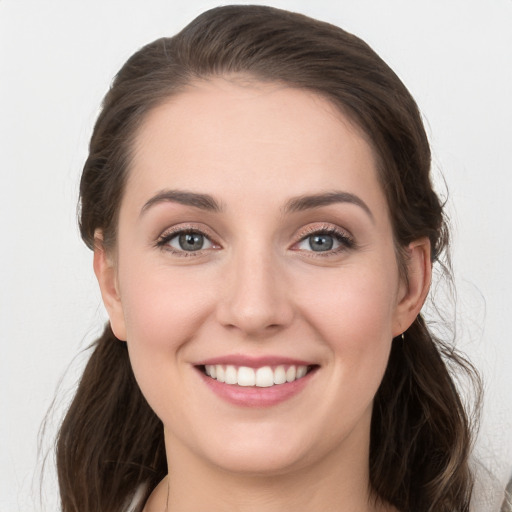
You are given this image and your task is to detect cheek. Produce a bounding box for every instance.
[300,265,398,340]
[119,256,211,339]
[117,261,214,382]
[296,263,399,386]
[117,266,215,425]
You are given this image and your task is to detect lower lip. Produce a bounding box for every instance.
[197,368,317,408]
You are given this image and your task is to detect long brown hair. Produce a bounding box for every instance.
[57,5,481,511]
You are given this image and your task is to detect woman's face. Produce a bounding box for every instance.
[97,78,427,476]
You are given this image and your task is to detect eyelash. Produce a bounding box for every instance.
[293,225,355,256]
[155,225,219,257]
[155,224,355,257]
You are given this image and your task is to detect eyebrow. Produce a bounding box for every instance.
[284,191,374,222]
[140,188,373,221]
[140,189,223,216]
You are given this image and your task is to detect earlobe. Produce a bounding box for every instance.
[93,231,127,341]
[393,237,432,337]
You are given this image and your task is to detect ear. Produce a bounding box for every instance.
[93,231,127,341]
[392,237,432,337]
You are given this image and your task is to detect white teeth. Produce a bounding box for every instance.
[296,366,307,379]
[203,364,311,387]
[255,366,274,387]
[238,366,256,387]
[286,365,296,382]
[205,365,216,378]
[273,365,287,384]
[216,365,225,383]
[225,365,237,385]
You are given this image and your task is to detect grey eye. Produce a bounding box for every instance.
[168,232,213,251]
[307,234,334,251]
[179,233,204,251]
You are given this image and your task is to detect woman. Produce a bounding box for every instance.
[57,5,480,512]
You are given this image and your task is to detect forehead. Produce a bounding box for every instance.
[125,77,386,215]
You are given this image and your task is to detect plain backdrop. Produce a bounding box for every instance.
[1,1,511,511]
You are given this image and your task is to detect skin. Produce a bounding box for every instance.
[94,77,431,512]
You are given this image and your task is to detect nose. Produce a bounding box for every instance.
[216,247,294,337]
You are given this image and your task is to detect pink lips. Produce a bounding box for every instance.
[195,355,314,368]
[194,355,318,408]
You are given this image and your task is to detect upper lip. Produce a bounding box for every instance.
[194,355,317,368]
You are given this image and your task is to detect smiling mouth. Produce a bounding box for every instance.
[198,364,318,387]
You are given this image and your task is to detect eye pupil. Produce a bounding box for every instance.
[179,233,204,251]
[309,234,334,251]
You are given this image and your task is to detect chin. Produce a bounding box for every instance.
[191,421,331,477]
[208,444,310,476]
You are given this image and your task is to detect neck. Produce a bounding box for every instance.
[168,465,376,512]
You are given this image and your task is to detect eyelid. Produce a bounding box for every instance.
[291,223,355,254]
[155,223,221,255]
[154,222,354,256]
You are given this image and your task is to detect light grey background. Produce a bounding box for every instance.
[1,1,511,511]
